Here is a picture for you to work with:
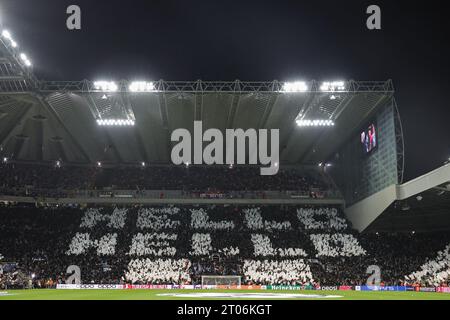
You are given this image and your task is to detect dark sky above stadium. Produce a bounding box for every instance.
[1,0,449,181]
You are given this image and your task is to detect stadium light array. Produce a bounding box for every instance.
[1,29,33,67]
[129,81,156,92]
[296,119,335,127]
[93,81,118,92]
[1,30,12,40]
[2,30,17,48]
[320,81,346,92]
[20,53,32,67]
[282,81,308,92]
[97,119,135,126]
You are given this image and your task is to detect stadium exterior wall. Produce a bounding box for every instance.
[345,184,397,232]
[331,98,400,206]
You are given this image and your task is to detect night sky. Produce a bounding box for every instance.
[1,0,449,181]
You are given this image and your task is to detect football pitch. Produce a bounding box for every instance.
[1,289,450,300]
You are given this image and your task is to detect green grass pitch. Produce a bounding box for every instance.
[1,289,450,300]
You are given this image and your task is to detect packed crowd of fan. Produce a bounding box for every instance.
[243,260,314,285]
[0,163,330,197]
[405,244,450,286]
[126,259,191,284]
[96,166,327,192]
[0,204,449,288]
[0,163,95,194]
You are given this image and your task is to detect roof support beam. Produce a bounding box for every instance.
[258,93,279,129]
[12,136,28,160]
[0,98,16,107]
[194,92,203,122]
[123,92,149,163]
[227,93,241,128]
[194,80,204,122]
[36,95,92,163]
[54,140,69,163]
[0,102,32,147]
[158,92,172,161]
[296,93,358,164]
[102,131,123,163]
[280,92,316,159]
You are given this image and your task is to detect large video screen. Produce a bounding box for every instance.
[360,123,377,154]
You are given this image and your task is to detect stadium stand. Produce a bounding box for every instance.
[406,244,450,286]
[1,204,449,289]
[1,10,449,299]
[0,163,333,199]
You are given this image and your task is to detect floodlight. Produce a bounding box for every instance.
[320,81,346,92]
[94,81,118,92]
[296,119,335,127]
[1,30,12,40]
[129,81,155,92]
[97,118,135,127]
[1,30,21,50]
[282,81,308,92]
[2,157,7,163]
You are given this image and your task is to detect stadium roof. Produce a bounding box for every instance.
[366,182,450,233]
[0,30,395,165]
[365,165,450,233]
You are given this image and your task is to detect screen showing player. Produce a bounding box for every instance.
[360,123,377,154]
